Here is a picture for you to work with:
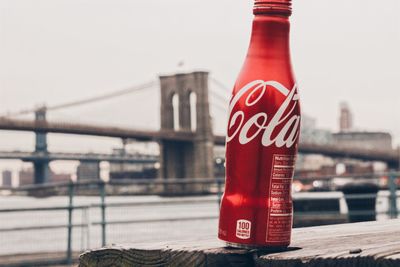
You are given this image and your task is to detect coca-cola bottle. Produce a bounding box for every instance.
[218,0,300,248]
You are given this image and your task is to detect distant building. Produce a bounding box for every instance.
[343,162,374,175]
[300,114,333,144]
[332,131,392,150]
[296,114,336,175]
[109,166,158,180]
[109,161,157,179]
[296,104,392,177]
[19,168,34,186]
[19,168,72,185]
[295,154,335,173]
[77,161,100,180]
[2,170,12,187]
[109,158,158,179]
[109,148,158,180]
[51,172,71,183]
[295,165,336,178]
[339,102,353,132]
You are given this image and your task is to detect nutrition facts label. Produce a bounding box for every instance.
[266,154,296,243]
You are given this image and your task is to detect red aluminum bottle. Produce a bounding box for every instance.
[218,0,300,248]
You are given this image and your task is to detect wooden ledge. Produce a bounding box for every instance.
[79,219,400,267]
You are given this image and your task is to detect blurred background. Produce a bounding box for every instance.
[0,0,399,266]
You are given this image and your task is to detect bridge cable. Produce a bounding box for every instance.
[210,76,233,94]
[210,100,228,113]
[210,91,230,106]
[0,80,157,118]
[47,80,157,111]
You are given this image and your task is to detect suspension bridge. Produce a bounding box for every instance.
[0,71,398,184]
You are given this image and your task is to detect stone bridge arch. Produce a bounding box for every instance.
[159,71,214,179]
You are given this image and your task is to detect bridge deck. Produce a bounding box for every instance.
[79,219,400,267]
[1,118,398,167]
[0,151,157,163]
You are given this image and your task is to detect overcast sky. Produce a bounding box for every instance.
[0,0,399,175]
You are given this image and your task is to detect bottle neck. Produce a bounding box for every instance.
[253,0,292,17]
[247,15,291,59]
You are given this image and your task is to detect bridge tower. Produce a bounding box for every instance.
[33,107,50,184]
[159,71,214,179]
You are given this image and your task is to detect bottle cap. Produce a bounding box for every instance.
[254,0,292,16]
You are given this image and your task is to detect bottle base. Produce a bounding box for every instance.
[225,242,289,250]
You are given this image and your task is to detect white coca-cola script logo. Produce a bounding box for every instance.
[227,80,300,148]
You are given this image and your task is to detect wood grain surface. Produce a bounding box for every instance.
[80,219,400,267]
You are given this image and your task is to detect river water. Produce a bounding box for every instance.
[0,192,397,256]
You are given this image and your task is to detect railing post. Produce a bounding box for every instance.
[388,172,398,219]
[67,181,74,264]
[99,181,106,247]
[81,207,91,251]
[85,207,91,250]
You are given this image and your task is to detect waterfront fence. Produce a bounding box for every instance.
[0,172,399,266]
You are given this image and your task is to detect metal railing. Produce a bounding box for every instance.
[0,172,399,266]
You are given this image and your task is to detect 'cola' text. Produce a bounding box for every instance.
[226,80,300,148]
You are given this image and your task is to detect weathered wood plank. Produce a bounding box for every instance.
[80,219,400,267]
[79,246,256,267]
